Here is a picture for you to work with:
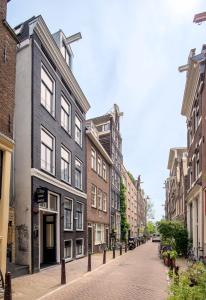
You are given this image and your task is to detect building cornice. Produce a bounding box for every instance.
[0,132,14,152]
[181,60,200,118]
[86,130,113,165]
[29,16,90,113]
[31,168,87,199]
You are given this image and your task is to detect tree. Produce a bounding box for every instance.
[120,178,130,241]
[146,197,155,220]
[146,221,156,235]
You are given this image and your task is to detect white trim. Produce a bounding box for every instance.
[31,168,87,199]
[40,126,56,175]
[75,238,84,258]
[64,197,73,231]
[76,201,84,231]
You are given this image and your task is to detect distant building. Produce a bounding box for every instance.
[165,148,187,224]
[14,15,90,273]
[86,120,112,253]
[0,0,18,279]
[90,104,123,244]
[122,166,138,238]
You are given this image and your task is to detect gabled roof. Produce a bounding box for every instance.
[167,147,187,170]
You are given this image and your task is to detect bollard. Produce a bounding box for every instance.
[61,258,66,285]
[88,253,92,272]
[125,244,127,253]
[103,249,106,264]
[112,246,116,259]
[4,272,12,300]
[120,245,122,255]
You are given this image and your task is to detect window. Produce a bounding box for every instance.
[76,239,84,257]
[64,198,73,230]
[111,192,115,208]
[41,127,55,174]
[0,150,3,198]
[64,240,72,260]
[76,202,83,230]
[196,152,200,179]
[91,184,97,207]
[41,65,55,116]
[75,159,82,190]
[75,115,82,146]
[102,162,107,180]
[39,192,58,211]
[98,189,103,210]
[112,169,114,185]
[95,224,105,245]
[102,193,107,212]
[61,96,71,133]
[91,148,96,171]
[97,156,102,176]
[61,146,71,183]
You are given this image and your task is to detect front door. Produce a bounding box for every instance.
[88,227,93,253]
[43,214,56,264]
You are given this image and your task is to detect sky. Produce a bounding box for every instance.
[7,0,206,220]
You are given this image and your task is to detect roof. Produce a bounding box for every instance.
[167,147,187,170]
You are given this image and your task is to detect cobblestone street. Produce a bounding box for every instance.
[40,241,168,300]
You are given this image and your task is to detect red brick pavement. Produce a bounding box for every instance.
[40,241,168,300]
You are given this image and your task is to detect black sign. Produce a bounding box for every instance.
[36,187,48,203]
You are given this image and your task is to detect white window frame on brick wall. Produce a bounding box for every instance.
[95,224,105,245]
[41,64,55,116]
[75,115,82,146]
[64,239,73,261]
[41,127,55,175]
[91,184,97,208]
[75,158,83,190]
[97,156,102,176]
[61,95,71,134]
[76,201,84,231]
[64,198,73,231]
[91,148,96,171]
[98,189,103,210]
[102,161,107,180]
[103,192,107,212]
[76,238,84,258]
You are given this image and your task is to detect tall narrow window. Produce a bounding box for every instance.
[64,198,73,230]
[41,65,55,116]
[196,152,200,179]
[97,156,102,176]
[103,193,107,212]
[75,115,82,146]
[75,159,82,190]
[102,161,107,180]
[76,239,84,257]
[61,146,71,183]
[98,189,103,210]
[76,202,83,230]
[91,148,96,170]
[64,240,72,260]
[91,184,97,207]
[61,96,71,133]
[41,128,55,174]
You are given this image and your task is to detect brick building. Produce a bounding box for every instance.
[86,120,112,253]
[136,177,147,237]
[122,166,138,238]
[90,104,123,243]
[165,148,187,224]
[180,46,206,258]
[0,0,17,279]
[13,16,90,273]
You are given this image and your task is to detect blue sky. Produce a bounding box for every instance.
[8,0,206,220]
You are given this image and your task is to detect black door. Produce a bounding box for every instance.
[43,214,56,264]
[88,227,93,253]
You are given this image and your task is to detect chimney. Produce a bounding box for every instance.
[0,0,8,20]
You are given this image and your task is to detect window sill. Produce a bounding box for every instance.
[40,168,56,178]
[75,141,83,149]
[64,229,73,232]
[61,179,71,186]
[76,254,84,258]
[65,257,73,263]
[40,103,56,120]
[76,229,84,232]
[91,205,97,209]
[61,126,72,138]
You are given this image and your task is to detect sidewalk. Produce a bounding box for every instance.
[12,249,123,300]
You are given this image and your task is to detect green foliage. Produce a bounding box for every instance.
[157,220,188,256]
[168,262,206,300]
[127,171,136,185]
[146,221,156,234]
[162,250,177,259]
[120,178,130,241]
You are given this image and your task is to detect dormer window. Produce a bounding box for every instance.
[62,42,71,66]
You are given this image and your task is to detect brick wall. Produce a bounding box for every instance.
[0,2,17,140]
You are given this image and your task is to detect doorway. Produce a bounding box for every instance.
[42,214,56,265]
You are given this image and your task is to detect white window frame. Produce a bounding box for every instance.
[91,184,97,208]
[39,191,59,212]
[40,126,55,175]
[76,238,84,258]
[91,148,96,171]
[75,115,82,147]
[61,95,71,134]
[64,198,73,231]
[64,239,73,261]
[75,158,83,190]
[103,192,107,212]
[102,161,107,180]
[97,156,102,176]
[41,64,55,116]
[95,224,105,245]
[98,189,103,210]
[76,201,84,231]
[61,145,71,184]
